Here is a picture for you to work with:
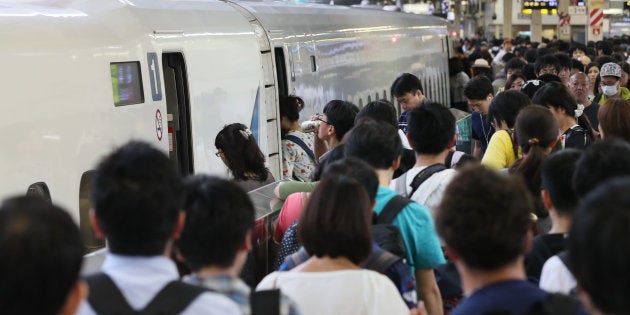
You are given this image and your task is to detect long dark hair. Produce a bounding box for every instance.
[215,123,269,181]
[509,105,559,218]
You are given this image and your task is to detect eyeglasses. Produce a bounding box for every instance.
[316,117,332,126]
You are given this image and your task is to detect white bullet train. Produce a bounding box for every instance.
[1,0,451,251]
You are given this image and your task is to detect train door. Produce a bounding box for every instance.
[162,53,194,177]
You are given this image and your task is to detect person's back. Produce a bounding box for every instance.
[79,141,240,315]
[437,165,548,315]
[0,196,85,315]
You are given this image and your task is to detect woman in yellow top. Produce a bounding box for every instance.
[481,90,532,170]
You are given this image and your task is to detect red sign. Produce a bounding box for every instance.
[589,8,603,27]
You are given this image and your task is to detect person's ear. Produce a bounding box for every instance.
[171,211,186,240]
[241,230,253,252]
[89,210,104,240]
[406,133,414,149]
[541,189,553,211]
[392,155,402,171]
[59,280,88,315]
[447,135,457,150]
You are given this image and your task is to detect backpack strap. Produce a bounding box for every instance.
[85,273,207,315]
[445,150,455,169]
[377,195,412,224]
[142,281,208,315]
[557,250,570,269]
[409,164,447,198]
[283,135,315,162]
[251,289,281,315]
[592,93,603,105]
[85,273,135,314]
[362,247,403,274]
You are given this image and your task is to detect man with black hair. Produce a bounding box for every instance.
[0,196,86,315]
[464,76,495,158]
[437,165,548,315]
[505,57,526,80]
[535,54,561,78]
[314,99,358,163]
[554,53,572,84]
[345,119,445,315]
[526,149,582,285]
[391,73,429,133]
[390,103,459,218]
[567,177,630,315]
[178,176,299,315]
[79,141,240,315]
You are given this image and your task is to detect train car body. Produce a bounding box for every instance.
[1,0,450,258]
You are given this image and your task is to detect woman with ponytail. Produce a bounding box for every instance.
[509,105,560,234]
[532,81,594,149]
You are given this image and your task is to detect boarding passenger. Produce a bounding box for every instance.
[532,81,593,150]
[391,73,429,133]
[567,72,599,135]
[277,158,419,310]
[567,177,630,315]
[215,123,275,192]
[436,166,549,315]
[464,76,495,158]
[79,141,240,315]
[390,103,459,218]
[0,196,85,315]
[586,62,600,98]
[535,54,560,78]
[345,119,445,315]
[256,174,410,315]
[481,90,531,170]
[313,100,358,163]
[279,95,316,181]
[177,175,299,315]
[526,149,582,285]
[449,58,471,112]
[598,98,630,142]
[593,62,630,105]
[554,53,572,85]
[504,73,527,91]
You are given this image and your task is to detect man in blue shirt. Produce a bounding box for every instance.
[391,73,429,134]
[436,165,547,315]
[464,76,495,159]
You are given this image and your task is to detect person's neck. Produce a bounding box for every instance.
[192,250,247,278]
[376,168,395,187]
[290,121,301,132]
[293,255,360,272]
[576,97,590,107]
[457,258,526,295]
[326,137,340,150]
[415,150,450,167]
[548,210,572,234]
[559,116,577,132]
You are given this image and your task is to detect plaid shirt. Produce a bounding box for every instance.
[183,274,300,315]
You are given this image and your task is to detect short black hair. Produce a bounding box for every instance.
[407,102,455,154]
[215,123,269,181]
[554,52,571,70]
[355,100,398,128]
[298,175,372,265]
[573,138,630,196]
[0,196,83,314]
[534,54,560,75]
[279,95,305,122]
[91,141,182,255]
[505,58,527,75]
[570,59,584,72]
[532,81,593,137]
[541,149,582,215]
[437,165,533,270]
[345,119,402,170]
[391,73,424,97]
[321,157,378,203]
[177,176,255,271]
[488,90,531,129]
[464,76,493,101]
[322,100,359,142]
[568,177,630,314]
[537,73,562,84]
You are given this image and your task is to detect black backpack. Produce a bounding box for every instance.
[372,195,411,260]
[85,272,281,315]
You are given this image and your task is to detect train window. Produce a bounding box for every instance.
[110,61,144,106]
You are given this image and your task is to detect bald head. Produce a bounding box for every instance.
[568,72,590,104]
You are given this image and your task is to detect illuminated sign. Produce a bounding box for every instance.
[522,0,558,15]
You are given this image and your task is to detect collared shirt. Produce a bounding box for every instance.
[77,254,241,315]
[183,273,300,315]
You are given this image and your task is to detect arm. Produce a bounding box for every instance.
[472,139,481,159]
[415,268,443,315]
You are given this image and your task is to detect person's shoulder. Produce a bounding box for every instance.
[256,271,282,290]
[621,87,630,100]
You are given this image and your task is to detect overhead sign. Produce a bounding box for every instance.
[522,0,558,15]
[588,0,604,9]
[569,6,587,15]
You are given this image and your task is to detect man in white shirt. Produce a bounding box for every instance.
[78,141,241,315]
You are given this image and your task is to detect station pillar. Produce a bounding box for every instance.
[503,0,512,39]
[558,0,571,41]
[531,10,543,43]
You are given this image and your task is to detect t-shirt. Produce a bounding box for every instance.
[282,130,316,181]
[274,192,308,243]
[583,102,600,132]
[256,270,409,315]
[450,280,547,315]
[470,111,495,157]
[524,233,567,284]
[390,165,456,219]
[560,125,591,150]
[481,129,517,170]
[374,187,445,270]
[539,255,576,295]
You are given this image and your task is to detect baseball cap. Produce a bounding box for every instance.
[472,58,491,68]
[503,38,512,45]
[600,62,622,78]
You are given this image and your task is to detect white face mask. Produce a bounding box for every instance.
[602,84,619,96]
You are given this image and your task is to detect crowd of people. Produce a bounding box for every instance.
[2,36,630,315]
